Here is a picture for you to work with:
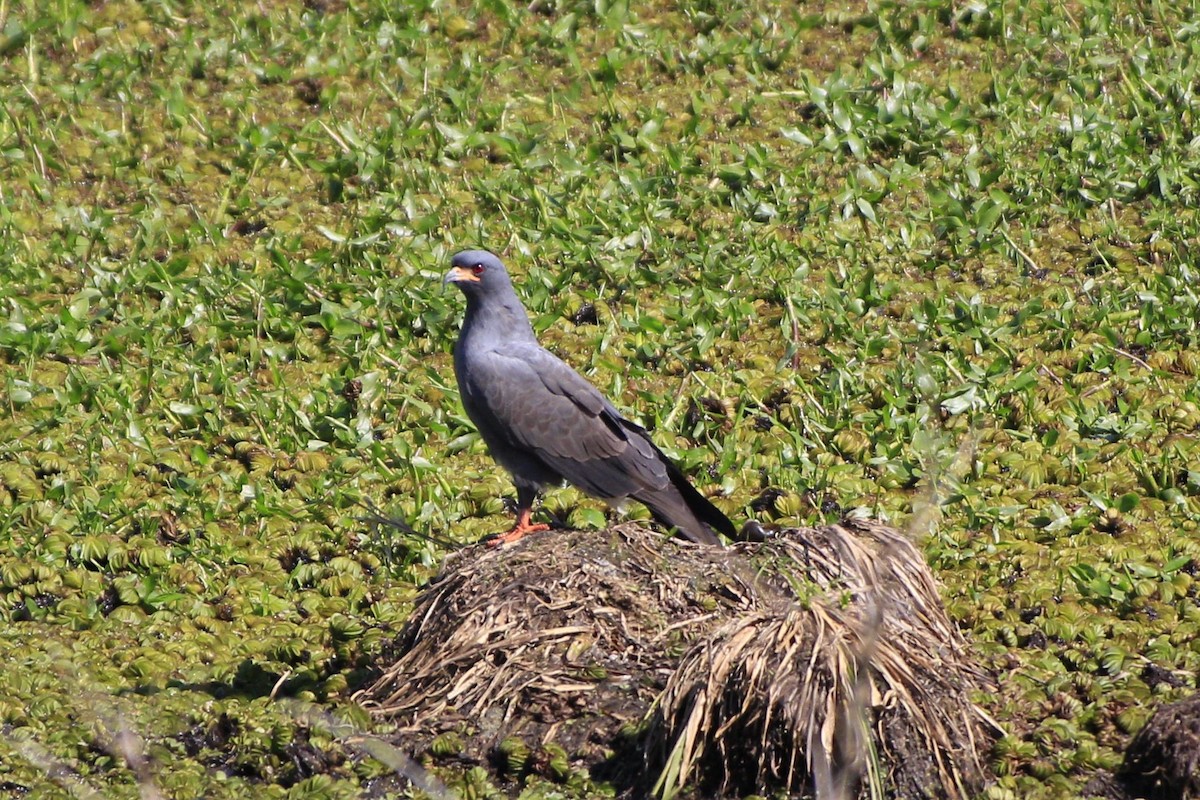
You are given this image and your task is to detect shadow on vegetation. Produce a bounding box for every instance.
[151,659,283,700]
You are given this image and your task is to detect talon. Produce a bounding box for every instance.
[486,523,550,547]
[485,509,550,547]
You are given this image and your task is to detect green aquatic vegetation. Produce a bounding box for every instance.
[1,0,1199,797]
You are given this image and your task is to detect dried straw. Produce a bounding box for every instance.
[356,520,998,799]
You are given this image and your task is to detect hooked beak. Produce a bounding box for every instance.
[443,266,480,284]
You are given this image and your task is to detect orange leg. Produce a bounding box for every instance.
[487,506,550,547]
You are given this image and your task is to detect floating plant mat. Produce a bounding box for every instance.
[355,520,1000,799]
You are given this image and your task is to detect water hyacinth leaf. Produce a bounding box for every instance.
[1117,492,1139,513]
[780,127,813,146]
[573,507,607,530]
[941,385,980,416]
[317,226,347,243]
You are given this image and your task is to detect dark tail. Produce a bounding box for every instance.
[613,416,736,545]
[639,447,737,546]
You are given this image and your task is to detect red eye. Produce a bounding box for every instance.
[471,263,485,276]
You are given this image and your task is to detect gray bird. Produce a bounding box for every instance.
[444,249,736,546]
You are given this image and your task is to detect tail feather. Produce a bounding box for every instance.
[618,417,737,545]
[665,456,738,540]
[638,454,736,546]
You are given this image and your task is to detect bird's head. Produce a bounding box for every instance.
[443,250,514,298]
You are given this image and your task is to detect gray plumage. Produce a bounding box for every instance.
[444,249,735,546]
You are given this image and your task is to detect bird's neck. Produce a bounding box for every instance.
[462,295,536,347]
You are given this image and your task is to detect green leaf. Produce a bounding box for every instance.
[574,507,607,530]
[780,127,813,145]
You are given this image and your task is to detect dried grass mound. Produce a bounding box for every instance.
[354,520,997,799]
[355,523,742,766]
[1116,693,1200,800]
[647,520,998,799]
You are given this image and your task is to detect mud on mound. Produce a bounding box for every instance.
[354,520,998,799]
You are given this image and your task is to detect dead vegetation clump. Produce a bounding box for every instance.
[355,519,998,798]
[356,522,749,765]
[648,520,998,799]
[1116,693,1200,800]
